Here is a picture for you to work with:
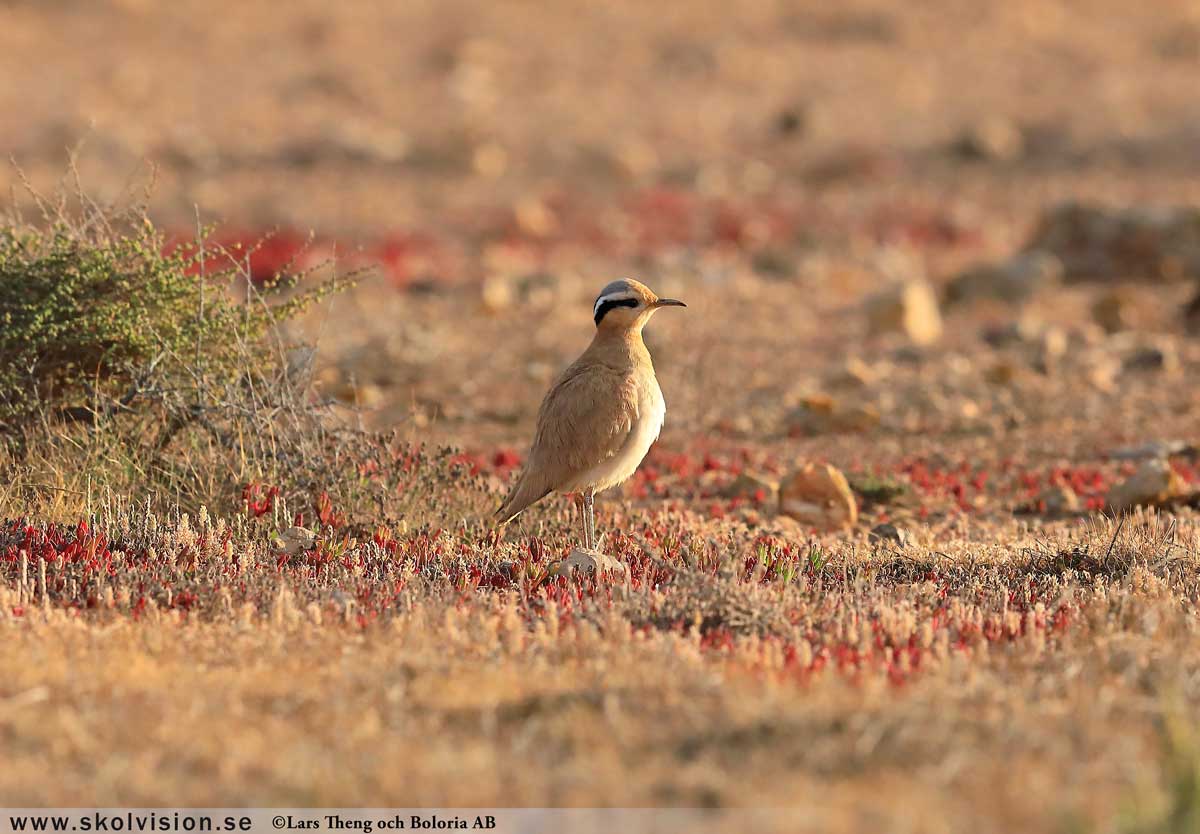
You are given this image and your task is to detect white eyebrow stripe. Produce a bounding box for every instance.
[593,291,638,317]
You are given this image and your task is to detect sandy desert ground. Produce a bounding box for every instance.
[2,2,1200,831]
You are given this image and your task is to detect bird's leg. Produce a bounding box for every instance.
[558,488,629,585]
[583,489,597,551]
[573,493,590,550]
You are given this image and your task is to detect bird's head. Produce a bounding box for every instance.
[591,278,685,332]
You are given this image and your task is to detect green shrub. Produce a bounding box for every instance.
[848,473,908,506]
[0,220,332,432]
[0,199,353,518]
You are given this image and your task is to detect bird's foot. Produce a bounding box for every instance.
[557,546,630,585]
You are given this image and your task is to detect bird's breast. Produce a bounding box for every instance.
[567,377,665,494]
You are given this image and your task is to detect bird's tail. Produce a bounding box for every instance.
[495,474,551,526]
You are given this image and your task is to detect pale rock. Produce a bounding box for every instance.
[952,116,1025,162]
[721,472,780,503]
[714,414,755,437]
[473,143,508,177]
[865,280,943,346]
[1106,459,1186,512]
[1110,440,1193,461]
[786,392,881,435]
[355,383,384,409]
[982,315,1051,347]
[555,548,631,585]
[321,372,383,408]
[481,274,514,312]
[827,357,879,389]
[779,463,858,530]
[1083,352,1121,392]
[1041,326,1069,361]
[513,196,557,237]
[948,251,1064,305]
[1034,484,1080,515]
[271,527,317,557]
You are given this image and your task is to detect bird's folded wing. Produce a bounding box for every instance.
[524,366,640,491]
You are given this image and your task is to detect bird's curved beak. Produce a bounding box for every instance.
[652,298,686,309]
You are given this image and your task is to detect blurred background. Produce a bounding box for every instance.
[3,0,1198,467]
[5,0,1199,227]
[6,4,1200,817]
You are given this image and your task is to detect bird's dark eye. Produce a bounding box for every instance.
[594,297,640,324]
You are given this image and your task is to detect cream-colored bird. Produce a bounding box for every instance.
[496,278,685,553]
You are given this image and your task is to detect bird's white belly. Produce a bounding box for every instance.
[567,384,665,494]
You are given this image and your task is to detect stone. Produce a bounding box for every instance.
[951,116,1024,162]
[513,196,557,237]
[947,251,1064,305]
[1092,289,1133,333]
[322,375,383,408]
[554,548,631,585]
[1041,327,1069,361]
[779,463,858,530]
[480,274,514,312]
[1155,23,1200,60]
[271,527,316,557]
[1026,202,1200,284]
[865,280,943,346]
[981,318,1067,374]
[1037,484,1080,515]
[1186,287,1200,332]
[327,121,411,165]
[982,315,1048,347]
[786,393,881,435]
[473,143,508,177]
[714,414,755,437]
[1110,440,1193,461]
[826,357,880,389]
[1015,484,1080,516]
[1106,459,1187,513]
[849,475,909,506]
[721,473,779,504]
[774,106,808,138]
[1122,342,1180,374]
[868,522,910,547]
[751,249,796,279]
[984,360,1021,386]
[1082,352,1121,392]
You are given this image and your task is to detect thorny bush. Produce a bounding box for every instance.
[0,187,360,518]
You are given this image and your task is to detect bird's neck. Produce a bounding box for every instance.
[586,325,651,368]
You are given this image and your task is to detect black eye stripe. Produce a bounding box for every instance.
[594,297,640,324]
